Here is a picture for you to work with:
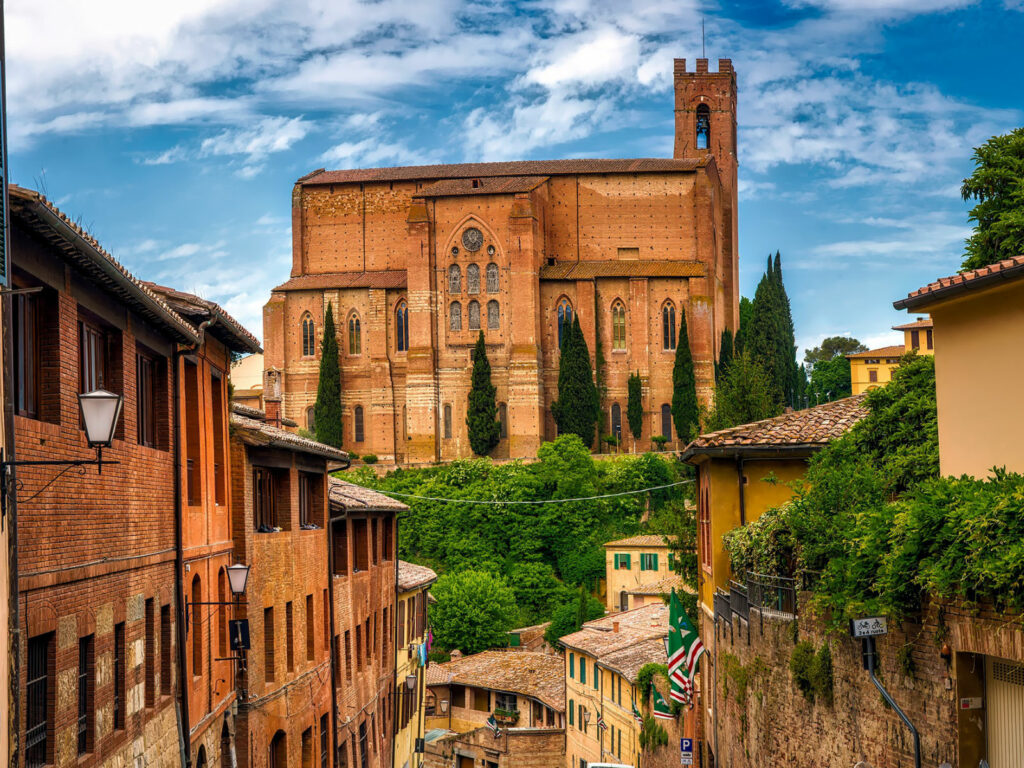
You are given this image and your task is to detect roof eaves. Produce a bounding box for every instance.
[894,257,1024,310]
[680,442,828,463]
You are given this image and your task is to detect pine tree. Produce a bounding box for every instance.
[671,310,699,443]
[774,251,799,407]
[552,316,598,448]
[627,372,644,443]
[718,328,734,382]
[748,253,798,408]
[466,332,500,456]
[734,297,753,355]
[314,302,344,447]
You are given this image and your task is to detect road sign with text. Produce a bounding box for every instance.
[850,617,887,638]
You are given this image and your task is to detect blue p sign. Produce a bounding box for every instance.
[681,739,693,753]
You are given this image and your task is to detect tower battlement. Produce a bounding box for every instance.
[674,58,734,76]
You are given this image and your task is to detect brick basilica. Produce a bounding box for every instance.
[263,58,739,464]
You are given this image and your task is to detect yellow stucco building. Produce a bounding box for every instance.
[395,561,438,768]
[847,316,934,395]
[603,535,681,612]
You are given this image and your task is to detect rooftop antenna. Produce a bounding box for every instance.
[702,18,705,58]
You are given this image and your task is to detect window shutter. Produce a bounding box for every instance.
[624,554,631,570]
[569,653,574,678]
[613,554,619,569]
[652,554,659,570]
[569,700,574,726]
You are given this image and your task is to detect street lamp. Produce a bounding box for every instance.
[583,710,591,725]
[406,674,418,690]
[440,700,449,713]
[1,388,124,520]
[226,563,250,596]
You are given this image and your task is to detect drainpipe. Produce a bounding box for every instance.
[391,514,401,768]
[328,508,341,767]
[174,317,214,768]
[734,454,745,526]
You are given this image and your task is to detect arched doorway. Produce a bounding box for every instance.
[220,722,231,768]
[196,745,207,768]
[270,731,287,768]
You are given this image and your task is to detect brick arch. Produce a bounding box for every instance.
[26,598,59,637]
[440,214,504,261]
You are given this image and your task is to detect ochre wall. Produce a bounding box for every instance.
[604,544,673,612]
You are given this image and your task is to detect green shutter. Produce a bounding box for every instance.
[652,553,659,570]
[569,700,574,725]
[581,660,586,685]
[669,553,675,571]
[640,553,648,571]
[509,632,521,647]
[594,661,599,689]
[569,653,575,678]
[613,554,620,569]
[624,554,631,570]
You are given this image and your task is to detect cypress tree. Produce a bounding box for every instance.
[552,316,598,448]
[718,328,734,382]
[466,331,500,456]
[314,302,344,447]
[773,251,799,407]
[748,252,798,407]
[627,372,643,442]
[734,297,753,355]
[671,310,699,443]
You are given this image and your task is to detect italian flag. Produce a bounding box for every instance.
[667,589,704,703]
[651,686,675,720]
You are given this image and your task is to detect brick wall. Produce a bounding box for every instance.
[425,726,565,768]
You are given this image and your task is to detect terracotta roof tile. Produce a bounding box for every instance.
[425,651,564,710]
[230,412,349,462]
[397,560,437,592]
[8,185,199,345]
[681,395,868,460]
[412,176,549,198]
[272,271,407,292]
[302,157,708,186]
[540,260,704,281]
[603,535,669,548]
[559,603,669,679]
[894,255,1024,310]
[891,317,932,331]
[329,478,408,513]
[846,345,906,359]
[142,281,262,354]
[625,575,690,597]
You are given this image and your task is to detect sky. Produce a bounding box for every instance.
[6,0,1024,356]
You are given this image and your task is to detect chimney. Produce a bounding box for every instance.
[612,621,620,633]
[450,649,463,660]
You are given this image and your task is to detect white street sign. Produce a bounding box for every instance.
[850,616,887,638]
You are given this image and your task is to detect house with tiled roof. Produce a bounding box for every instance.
[395,560,438,768]
[846,316,934,395]
[603,534,679,612]
[894,255,1024,477]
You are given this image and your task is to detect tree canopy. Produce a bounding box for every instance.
[314,303,344,447]
[671,310,699,442]
[807,355,853,404]
[627,373,644,442]
[960,127,1024,271]
[430,570,518,654]
[706,351,781,431]
[804,336,867,366]
[467,332,500,456]
[552,316,598,448]
[747,253,798,408]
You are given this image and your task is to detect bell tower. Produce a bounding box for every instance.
[674,57,739,333]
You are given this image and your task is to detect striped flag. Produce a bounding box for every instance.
[651,686,674,720]
[631,700,644,724]
[667,589,704,700]
[596,712,607,731]
[486,715,502,739]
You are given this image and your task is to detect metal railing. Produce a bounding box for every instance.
[729,579,749,623]
[746,572,797,621]
[713,588,731,625]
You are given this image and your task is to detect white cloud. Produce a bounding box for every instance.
[157,242,204,261]
[524,28,641,89]
[319,139,429,168]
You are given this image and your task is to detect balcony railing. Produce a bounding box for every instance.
[746,572,797,621]
[729,579,749,623]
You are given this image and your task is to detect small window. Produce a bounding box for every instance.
[255,467,289,531]
[80,318,117,393]
[661,403,673,440]
[349,314,362,355]
[926,329,933,350]
[160,605,172,695]
[698,468,712,570]
[450,301,462,332]
[145,599,156,707]
[640,553,659,571]
[557,298,573,348]
[114,622,126,730]
[396,301,409,352]
[136,352,157,447]
[302,313,316,357]
[78,634,94,754]
[286,602,295,672]
[487,300,500,330]
[662,303,677,350]
[467,263,480,294]
[299,472,323,528]
[443,404,452,439]
[495,692,517,712]
[191,575,202,675]
[868,369,878,383]
[611,301,626,350]
[449,264,462,294]
[320,714,329,768]
[26,633,53,768]
[486,263,499,293]
[696,103,710,150]
[468,300,481,331]
[498,402,508,439]
[611,403,621,439]
[354,405,365,443]
[264,607,276,683]
[306,407,315,430]
[910,330,920,350]
[14,289,40,418]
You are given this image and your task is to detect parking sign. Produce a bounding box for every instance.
[680,738,693,766]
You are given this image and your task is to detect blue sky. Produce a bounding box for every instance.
[7,0,1024,355]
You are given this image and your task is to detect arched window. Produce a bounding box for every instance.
[611,301,626,350]
[557,299,573,349]
[661,404,673,441]
[301,313,316,357]
[217,569,227,657]
[196,746,207,768]
[498,402,507,439]
[486,263,499,293]
[448,264,461,294]
[487,300,500,330]
[467,264,480,294]
[191,574,202,675]
[306,407,315,430]
[269,731,287,768]
[468,300,481,331]
[348,314,361,355]
[611,403,622,439]
[662,303,677,350]
[696,104,710,150]
[354,406,364,443]
[449,302,462,331]
[443,404,452,439]
[395,300,408,352]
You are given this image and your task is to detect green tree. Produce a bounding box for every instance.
[627,373,644,442]
[707,351,781,431]
[733,297,753,356]
[804,336,867,366]
[314,303,344,447]
[960,127,1024,271]
[774,252,800,408]
[718,328,734,382]
[544,586,605,647]
[748,254,798,408]
[795,362,808,409]
[807,356,853,404]
[671,311,699,442]
[430,571,518,654]
[552,316,598,448]
[466,332,500,456]
[508,561,569,626]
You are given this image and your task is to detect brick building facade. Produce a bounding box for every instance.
[393,560,437,768]
[264,57,739,464]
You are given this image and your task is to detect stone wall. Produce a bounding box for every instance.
[425,726,565,768]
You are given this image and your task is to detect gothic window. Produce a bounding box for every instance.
[449,302,462,331]
[395,300,409,352]
[448,264,461,294]
[498,403,508,439]
[468,300,481,331]
[443,404,452,439]
[611,403,622,439]
[662,303,677,350]
[302,313,316,357]
[487,300,499,330]
[354,406,364,443]
[661,404,673,441]
[348,314,361,355]
[557,299,573,349]
[467,264,480,294]
[611,301,626,350]
[696,104,710,150]
[486,263,499,293]
[306,407,315,430]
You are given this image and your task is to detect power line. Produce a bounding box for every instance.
[369,479,694,506]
